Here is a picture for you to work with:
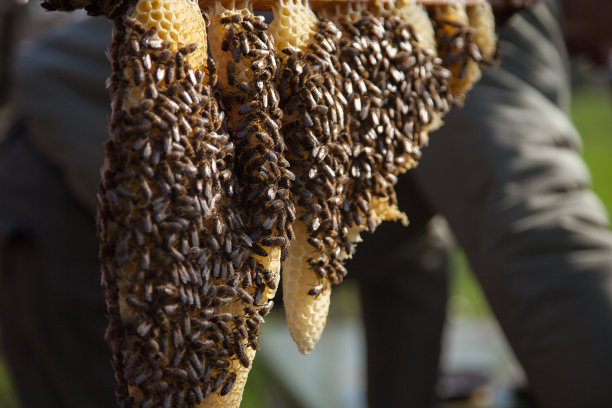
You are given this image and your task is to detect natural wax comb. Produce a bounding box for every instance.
[40,0,504,406]
[44,0,283,406]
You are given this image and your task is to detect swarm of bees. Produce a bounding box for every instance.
[42,0,500,406]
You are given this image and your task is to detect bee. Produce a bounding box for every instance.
[237,288,254,304]
[126,118,152,137]
[261,236,287,247]
[173,327,185,348]
[158,107,178,124]
[240,19,254,32]
[308,284,326,296]
[179,42,198,57]
[132,369,153,387]
[221,26,235,51]
[251,243,268,258]
[162,394,172,408]
[131,58,146,85]
[185,362,199,385]
[158,94,180,113]
[233,332,250,368]
[268,199,286,212]
[319,164,335,180]
[140,250,151,270]
[240,35,251,56]
[224,61,237,87]
[178,116,193,135]
[220,373,237,396]
[144,82,159,99]
[173,390,186,408]
[248,336,260,350]
[153,380,170,395]
[250,31,269,51]
[303,130,318,149]
[238,100,259,115]
[136,320,153,338]
[356,196,369,213]
[262,213,277,230]
[252,131,273,147]
[261,115,279,134]
[224,237,233,255]
[175,52,186,78]
[307,236,325,252]
[220,15,233,25]
[231,44,242,64]
[309,217,321,232]
[276,211,288,235]
[269,106,282,121]
[251,17,267,31]
[229,13,243,24]
[164,62,176,84]
[331,258,348,278]
[192,386,204,404]
[211,369,228,393]
[166,367,188,381]
[258,300,274,317]
[255,67,273,82]
[156,49,174,63]
[210,296,232,308]
[267,86,279,107]
[142,53,152,70]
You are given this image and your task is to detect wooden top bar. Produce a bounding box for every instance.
[307,0,487,7]
[199,0,539,12]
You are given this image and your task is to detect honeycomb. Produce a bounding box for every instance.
[122,0,207,108]
[370,0,437,52]
[202,248,281,408]
[316,1,368,25]
[282,217,332,354]
[431,4,483,97]
[132,0,208,67]
[40,0,501,406]
[467,3,497,59]
[207,0,255,86]
[268,0,318,52]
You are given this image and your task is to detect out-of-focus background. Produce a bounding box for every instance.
[1,2,611,408]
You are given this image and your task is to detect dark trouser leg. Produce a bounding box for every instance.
[413,80,612,408]
[349,179,451,408]
[0,136,115,408]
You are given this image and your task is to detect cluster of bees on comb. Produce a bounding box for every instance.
[42,0,498,406]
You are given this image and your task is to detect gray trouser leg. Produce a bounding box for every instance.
[413,78,612,408]
[351,1,612,404]
[0,136,116,408]
[349,180,450,408]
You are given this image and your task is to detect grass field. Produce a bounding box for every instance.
[0,349,17,408]
[0,86,610,407]
[572,86,612,209]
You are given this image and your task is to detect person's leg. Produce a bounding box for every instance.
[349,1,574,405]
[349,179,451,408]
[0,134,115,408]
[411,7,612,405]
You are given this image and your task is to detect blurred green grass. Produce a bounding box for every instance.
[572,86,612,209]
[0,86,610,408]
[0,346,18,408]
